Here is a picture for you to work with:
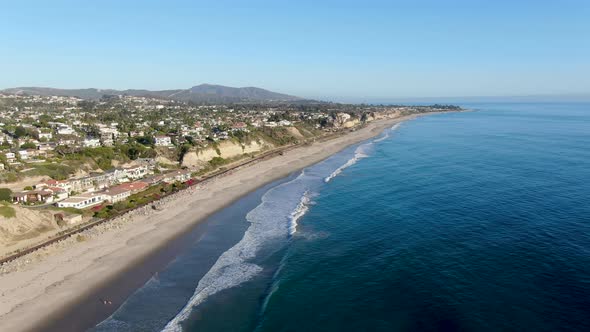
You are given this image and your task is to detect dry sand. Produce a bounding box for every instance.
[0,114,427,331]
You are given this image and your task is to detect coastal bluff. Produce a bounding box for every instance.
[181,139,272,168]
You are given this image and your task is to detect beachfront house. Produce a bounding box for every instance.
[12,189,54,204]
[67,171,124,193]
[105,168,128,183]
[102,186,131,203]
[36,179,72,193]
[162,169,192,183]
[56,192,106,209]
[124,165,150,180]
[139,174,165,186]
[102,182,148,203]
[46,187,69,201]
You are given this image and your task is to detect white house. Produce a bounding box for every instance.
[56,192,106,209]
[83,138,101,148]
[38,132,53,140]
[5,152,15,163]
[12,190,54,204]
[162,169,192,183]
[105,168,128,182]
[57,125,75,135]
[47,187,69,201]
[0,134,13,145]
[102,186,131,203]
[125,165,149,180]
[154,136,172,146]
[17,150,28,160]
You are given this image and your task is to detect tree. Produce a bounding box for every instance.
[79,100,97,112]
[361,113,368,123]
[14,126,27,138]
[0,188,12,202]
[20,142,37,149]
[209,156,226,167]
[178,144,192,163]
[38,114,52,125]
[136,135,155,147]
[126,146,141,160]
[268,113,282,122]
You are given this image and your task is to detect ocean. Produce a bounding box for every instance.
[93,102,590,332]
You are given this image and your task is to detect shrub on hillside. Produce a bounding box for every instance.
[0,205,16,218]
[0,188,12,202]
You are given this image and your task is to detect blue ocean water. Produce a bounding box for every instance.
[96,103,590,331]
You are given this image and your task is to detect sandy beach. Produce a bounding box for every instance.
[0,113,428,331]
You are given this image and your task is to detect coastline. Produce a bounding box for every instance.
[0,112,441,331]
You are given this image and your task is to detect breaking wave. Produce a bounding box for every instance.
[324,144,370,183]
[163,173,313,331]
[324,123,400,183]
[373,123,400,142]
[289,191,311,235]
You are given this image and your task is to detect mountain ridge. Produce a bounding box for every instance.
[1,84,304,103]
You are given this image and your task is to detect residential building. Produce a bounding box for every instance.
[37,179,71,192]
[162,169,192,183]
[125,165,149,180]
[56,192,106,209]
[83,138,101,148]
[57,125,75,135]
[154,135,172,146]
[5,152,15,163]
[38,132,53,140]
[12,190,54,204]
[102,186,131,203]
[102,181,148,203]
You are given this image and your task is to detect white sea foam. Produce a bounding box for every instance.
[324,144,370,183]
[373,123,400,142]
[162,172,313,331]
[324,123,401,183]
[289,191,311,235]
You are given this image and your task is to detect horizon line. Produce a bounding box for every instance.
[1,85,589,103]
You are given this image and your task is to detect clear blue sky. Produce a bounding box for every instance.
[1,0,589,101]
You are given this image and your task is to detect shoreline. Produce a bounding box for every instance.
[0,112,447,331]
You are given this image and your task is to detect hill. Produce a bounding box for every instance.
[1,84,303,103]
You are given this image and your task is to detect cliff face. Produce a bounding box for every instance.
[0,206,59,257]
[372,110,401,120]
[343,119,360,128]
[181,139,272,168]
